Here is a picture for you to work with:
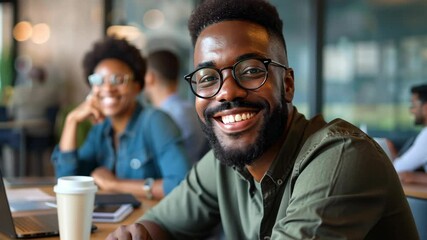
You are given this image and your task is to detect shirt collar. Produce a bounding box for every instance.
[266,107,326,185]
[102,102,143,138]
[160,93,180,109]
[236,107,326,186]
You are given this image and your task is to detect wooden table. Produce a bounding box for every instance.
[0,185,158,240]
[0,119,49,130]
[402,182,427,199]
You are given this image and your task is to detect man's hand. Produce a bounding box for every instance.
[399,171,427,184]
[106,223,153,240]
[91,167,117,191]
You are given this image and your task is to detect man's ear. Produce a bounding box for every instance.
[422,102,427,118]
[144,70,155,87]
[283,68,295,103]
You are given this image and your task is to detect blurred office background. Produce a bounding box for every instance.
[0,0,426,175]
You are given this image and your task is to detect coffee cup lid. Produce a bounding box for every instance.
[54,176,98,194]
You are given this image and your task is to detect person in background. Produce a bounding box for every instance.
[143,49,210,164]
[7,66,59,136]
[392,84,427,180]
[51,37,191,200]
[107,0,418,239]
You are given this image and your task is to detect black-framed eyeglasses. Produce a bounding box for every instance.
[88,73,133,87]
[184,58,288,99]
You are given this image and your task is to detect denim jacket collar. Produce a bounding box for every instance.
[101,102,143,139]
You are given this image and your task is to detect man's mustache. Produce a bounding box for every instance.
[204,100,265,119]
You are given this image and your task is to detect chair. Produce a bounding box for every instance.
[407,196,427,240]
[0,106,9,122]
[26,105,59,176]
[0,106,16,175]
[6,105,59,176]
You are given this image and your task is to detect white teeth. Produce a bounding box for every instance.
[101,97,117,106]
[223,116,228,124]
[229,115,235,123]
[221,112,255,124]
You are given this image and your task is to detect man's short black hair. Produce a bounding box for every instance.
[147,50,180,85]
[411,84,427,103]
[188,0,287,54]
[82,36,146,87]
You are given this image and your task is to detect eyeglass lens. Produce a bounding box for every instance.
[88,74,129,86]
[190,59,268,98]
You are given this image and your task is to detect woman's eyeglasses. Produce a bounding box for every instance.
[88,73,133,87]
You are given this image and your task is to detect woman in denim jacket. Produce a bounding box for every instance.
[51,37,191,200]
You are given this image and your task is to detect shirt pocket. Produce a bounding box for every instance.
[117,148,159,179]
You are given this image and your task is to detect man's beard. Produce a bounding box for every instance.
[414,115,424,126]
[200,91,288,168]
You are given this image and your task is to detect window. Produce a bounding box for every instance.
[324,1,427,136]
[0,2,14,104]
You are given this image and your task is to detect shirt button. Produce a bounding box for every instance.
[130,158,142,169]
[277,179,283,185]
[263,236,271,240]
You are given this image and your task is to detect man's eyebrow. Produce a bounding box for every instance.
[235,53,266,62]
[195,53,266,69]
[196,61,215,69]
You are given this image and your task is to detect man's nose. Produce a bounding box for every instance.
[214,69,248,102]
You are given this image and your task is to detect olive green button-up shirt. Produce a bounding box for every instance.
[141,108,418,240]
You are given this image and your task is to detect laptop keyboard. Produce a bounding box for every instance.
[14,214,58,233]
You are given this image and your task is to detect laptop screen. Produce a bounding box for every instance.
[0,170,23,238]
[373,137,393,160]
[0,168,60,238]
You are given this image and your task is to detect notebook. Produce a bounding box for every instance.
[95,193,141,208]
[0,170,96,238]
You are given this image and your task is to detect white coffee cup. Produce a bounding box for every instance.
[53,176,98,240]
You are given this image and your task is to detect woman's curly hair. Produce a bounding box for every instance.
[82,36,146,88]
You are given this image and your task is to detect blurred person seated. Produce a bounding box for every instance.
[143,49,210,164]
[51,37,191,200]
[7,66,59,136]
[393,83,427,173]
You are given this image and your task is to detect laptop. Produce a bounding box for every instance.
[0,170,96,238]
[373,137,393,160]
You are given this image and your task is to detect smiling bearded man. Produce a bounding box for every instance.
[201,93,287,168]
[106,0,419,239]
